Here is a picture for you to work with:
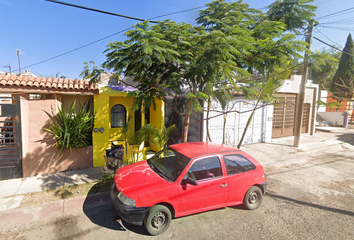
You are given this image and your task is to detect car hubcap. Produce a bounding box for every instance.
[249,191,258,204]
[152,212,166,229]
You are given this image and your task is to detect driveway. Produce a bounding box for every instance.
[1,131,353,239]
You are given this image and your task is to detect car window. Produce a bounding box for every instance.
[189,156,222,181]
[223,154,256,175]
[149,147,190,182]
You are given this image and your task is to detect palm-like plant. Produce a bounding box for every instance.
[45,100,94,156]
[129,124,178,162]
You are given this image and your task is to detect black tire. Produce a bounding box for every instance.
[144,205,171,236]
[243,186,263,210]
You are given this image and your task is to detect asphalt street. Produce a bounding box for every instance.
[0,131,353,240]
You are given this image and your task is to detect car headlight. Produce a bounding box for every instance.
[118,192,136,206]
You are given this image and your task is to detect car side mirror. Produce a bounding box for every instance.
[182,177,198,186]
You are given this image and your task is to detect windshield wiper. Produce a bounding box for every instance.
[148,161,173,181]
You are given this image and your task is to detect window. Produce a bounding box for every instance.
[149,147,190,182]
[223,154,256,175]
[189,157,222,181]
[111,104,126,128]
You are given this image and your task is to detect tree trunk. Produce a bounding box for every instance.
[237,99,260,149]
[223,114,227,144]
[206,96,212,142]
[181,98,193,143]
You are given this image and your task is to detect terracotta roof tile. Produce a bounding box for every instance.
[0,74,98,93]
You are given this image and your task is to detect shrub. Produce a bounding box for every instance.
[45,100,94,155]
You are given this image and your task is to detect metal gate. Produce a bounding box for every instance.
[206,99,269,147]
[0,97,22,180]
[272,94,310,138]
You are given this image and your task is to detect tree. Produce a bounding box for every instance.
[330,34,354,102]
[86,0,313,143]
[213,88,232,144]
[101,19,243,143]
[308,48,340,89]
[267,0,317,33]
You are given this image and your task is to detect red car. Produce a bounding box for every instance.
[111,142,267,235]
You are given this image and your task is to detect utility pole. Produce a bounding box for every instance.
[293,21,313,147]
[15,49,25,75]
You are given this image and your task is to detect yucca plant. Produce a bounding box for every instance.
[45,100,94,156]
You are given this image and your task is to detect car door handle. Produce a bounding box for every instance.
[220,183,228,187]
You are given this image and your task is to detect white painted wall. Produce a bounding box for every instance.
[318,90,328,112]
[317,112,344,126]
[203,97,273,147]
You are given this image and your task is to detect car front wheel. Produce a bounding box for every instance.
[243,186,263,210]
[144,205,171,235]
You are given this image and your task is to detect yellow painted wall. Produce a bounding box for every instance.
[149,99,165,152]
[93,86,165,167]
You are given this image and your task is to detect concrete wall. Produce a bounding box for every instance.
[62,95,92,111]
[317,112,344,127]
[20,98,93,177]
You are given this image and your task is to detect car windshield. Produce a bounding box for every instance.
[147,147,190,182]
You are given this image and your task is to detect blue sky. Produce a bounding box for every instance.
[0,0,352,79]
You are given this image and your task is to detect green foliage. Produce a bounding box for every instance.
[83,0,316,142]
[45,100,94,156]
[267,0,317,33]
[308,48,340,89]
[330,34,354,102]
[317,100,342,108]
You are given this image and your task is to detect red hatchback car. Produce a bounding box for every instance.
[111,142,267,235]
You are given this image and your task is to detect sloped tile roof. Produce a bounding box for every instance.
[0,74,98,94]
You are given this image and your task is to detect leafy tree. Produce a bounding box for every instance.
[100,19,242,143]
[266,0,317,33]
[330,34,354,102]
[308,48,340,89]
[86,0,314,143]
[214,88,233,144]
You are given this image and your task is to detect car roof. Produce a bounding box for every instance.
[169,142,241,159]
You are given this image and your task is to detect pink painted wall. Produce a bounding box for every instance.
[20,97,93,177]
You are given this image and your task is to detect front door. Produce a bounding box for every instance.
[177,156,229,216]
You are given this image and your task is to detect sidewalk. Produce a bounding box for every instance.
[1,128,353,213]
[0,166,112,211]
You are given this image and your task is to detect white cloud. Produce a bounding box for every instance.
[0,0,10,6]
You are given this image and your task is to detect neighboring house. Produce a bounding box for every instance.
[203,75,319,147]
[0,73,98,180]
[316,90,354,126]
[272,75,318,138]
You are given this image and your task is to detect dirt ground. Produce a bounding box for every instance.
[0,131,353,240]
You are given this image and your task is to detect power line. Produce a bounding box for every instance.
[313,36,354,57]
[44,0,160,24]
[316,6,354,20]
[11,4,209,73]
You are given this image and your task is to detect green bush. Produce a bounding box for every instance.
[45,100,94,155]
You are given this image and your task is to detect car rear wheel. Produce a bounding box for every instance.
[144,205,171,235]
[243,186,263,210]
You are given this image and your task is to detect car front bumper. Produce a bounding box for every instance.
[110,183,149,226]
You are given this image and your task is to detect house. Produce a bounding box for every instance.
[316,90,354,127]
[0,73,98,180]
[203,75,319,147]
[92,73,165,168]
